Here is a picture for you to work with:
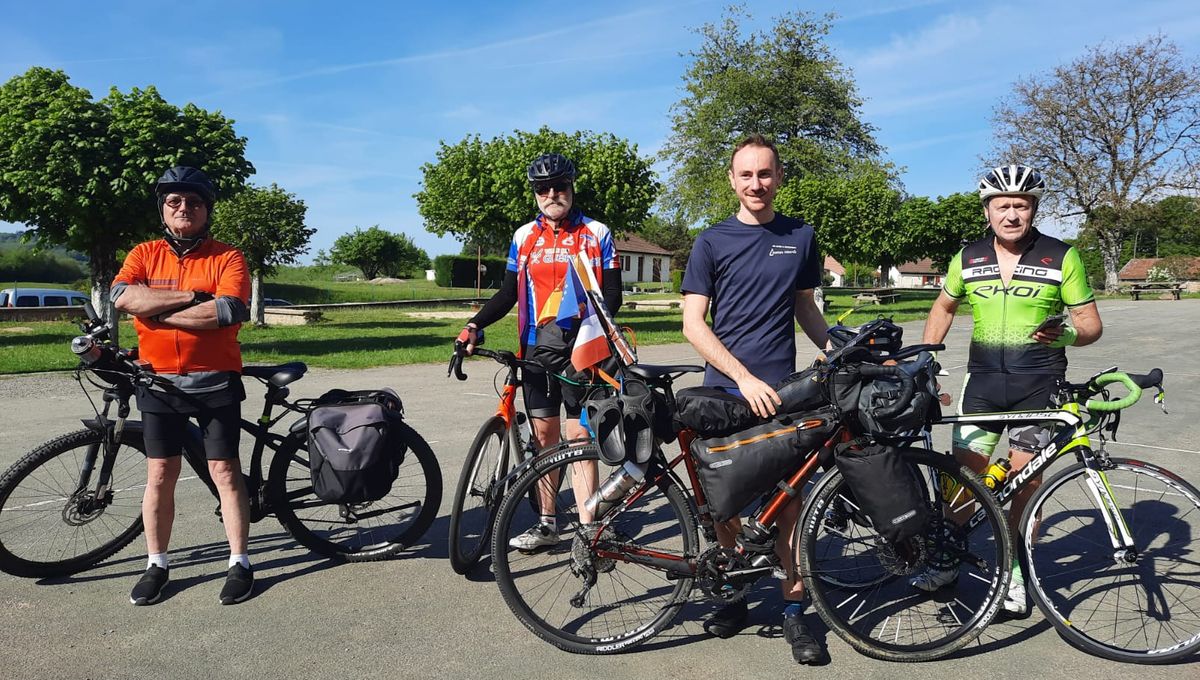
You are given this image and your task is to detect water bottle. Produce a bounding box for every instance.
[584,460,648,518]
[981,459,1012,491]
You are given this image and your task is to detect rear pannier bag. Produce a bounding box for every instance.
[833,443,930,544]
[307,389,407,504]
[693,408,836,522]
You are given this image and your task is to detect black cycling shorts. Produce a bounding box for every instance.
[141,404,242,460]
[522,368,587,419]
[958,372,1059,454]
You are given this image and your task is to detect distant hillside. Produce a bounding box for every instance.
[0,231,87,263]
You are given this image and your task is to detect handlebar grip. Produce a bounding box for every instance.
[1128,368,1163,390]
[858,364,916,419]
[1085,373,1142,412]
[83,301,99,323]
[448,342,468,381]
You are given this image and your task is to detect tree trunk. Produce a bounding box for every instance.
[251,273,265,326]
[878,254,895,287]
[1096,227,1123,293]
[90,242,120,346]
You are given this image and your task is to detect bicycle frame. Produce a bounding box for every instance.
[938,405,1137,551]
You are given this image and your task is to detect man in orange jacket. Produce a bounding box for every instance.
[112,166,252,606]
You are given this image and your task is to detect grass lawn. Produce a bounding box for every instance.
[0,291,951,374]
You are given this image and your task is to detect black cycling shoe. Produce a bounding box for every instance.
[218,564,254,605]
[704,600,748,639]
[130,565,169,606]
[783,615,825,664]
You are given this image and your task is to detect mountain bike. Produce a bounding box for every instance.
[489,319,1014,661]
[445,343,608,575]
[936,366,1200,664]
[0,305,441,578]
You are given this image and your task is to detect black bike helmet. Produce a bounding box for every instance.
[155,166,217,207]
[527,153,576,185]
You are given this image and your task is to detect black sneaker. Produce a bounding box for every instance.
[130,565,169,606]
[783,615,825,664]
[704,599,748,639]
[218,564,254,605]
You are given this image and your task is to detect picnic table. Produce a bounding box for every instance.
[853,288,900,305]
[1129,282,1183,301]
[624,299,681,310]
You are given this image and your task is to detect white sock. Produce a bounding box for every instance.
[539,515,557,531]
[147,553,169,570]
[229,554,250,569]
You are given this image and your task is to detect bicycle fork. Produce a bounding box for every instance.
[1079,461,1139,563]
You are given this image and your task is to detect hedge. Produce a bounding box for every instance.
[433,254,507,288]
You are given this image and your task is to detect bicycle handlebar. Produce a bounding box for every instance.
[1080,369,1161,412]
[448,343,546,381]
[857,363,916,419]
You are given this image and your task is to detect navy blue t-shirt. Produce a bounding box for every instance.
[681,214,822,389]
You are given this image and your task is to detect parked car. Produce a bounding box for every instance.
[0,287,90,308]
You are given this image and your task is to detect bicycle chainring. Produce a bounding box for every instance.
[695,546,751,603]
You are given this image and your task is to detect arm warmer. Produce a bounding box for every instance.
[469,270,518,329]
[109,281,129,305]
[602,267,622,317]
[215,295,250,327]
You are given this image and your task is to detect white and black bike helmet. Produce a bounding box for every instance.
[978,164,1046,204]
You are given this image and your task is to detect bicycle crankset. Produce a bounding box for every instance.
[695,546,753,603]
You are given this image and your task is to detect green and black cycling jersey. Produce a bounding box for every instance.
[944,229,1094,375]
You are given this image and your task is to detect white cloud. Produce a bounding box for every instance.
[854,13,982,71]
[887,128,989,153]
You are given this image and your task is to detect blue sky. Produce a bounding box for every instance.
[3,0,1199,259]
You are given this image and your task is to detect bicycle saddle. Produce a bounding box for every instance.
[243,362,308,387]
[626,364,704,382]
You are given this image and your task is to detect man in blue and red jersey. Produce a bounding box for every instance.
[457,153,623,549]
[681,135,830,664]
[111,166,253,606]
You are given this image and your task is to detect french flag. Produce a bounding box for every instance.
[565,257,611,372]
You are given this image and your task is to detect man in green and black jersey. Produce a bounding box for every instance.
[916,165,1103,615]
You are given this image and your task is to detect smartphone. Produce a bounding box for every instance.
[1031,313,1067,337]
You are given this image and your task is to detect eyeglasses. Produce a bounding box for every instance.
[533,181,573,196]
[163,195,207,210]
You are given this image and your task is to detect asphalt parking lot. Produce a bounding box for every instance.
[1,299,1198,679]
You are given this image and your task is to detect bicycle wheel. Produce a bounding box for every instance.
[270,421,442,561]
[491,442,698,654]
[448,416,513,574]
[800,447,1012,662]
[0,428,146,578]
[1023,457,1200,663]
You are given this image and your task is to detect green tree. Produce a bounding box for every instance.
[661,7,879,224]
[638,214,696,272]
[331,226,428,280]
[779,161,902,283]
[0,67,253,331]
[990,35,1200,291]
[909,192,987,271]
[211,184,315,325]
[416,126,658,254]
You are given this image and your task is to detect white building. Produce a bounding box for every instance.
[615,235,672,287]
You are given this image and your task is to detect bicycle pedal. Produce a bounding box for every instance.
[770,566,787,580]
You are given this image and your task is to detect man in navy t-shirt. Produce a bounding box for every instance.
[681,134,829,664]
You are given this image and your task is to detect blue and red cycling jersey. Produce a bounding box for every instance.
[507,212,617,348]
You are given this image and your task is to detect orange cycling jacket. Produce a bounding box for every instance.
[112,238,250,375]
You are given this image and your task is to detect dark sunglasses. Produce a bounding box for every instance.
[533,181,573,196]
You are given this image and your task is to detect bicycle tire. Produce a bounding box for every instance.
[270,420,442,561]
[491,442,698,654]
[0,428,146,578]
[1023,457,1200,663]
[448,416,511,574]
[800,447,1012,662]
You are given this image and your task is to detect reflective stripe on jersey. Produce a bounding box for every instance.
[943,229,1094,374]
[506,213,616,347]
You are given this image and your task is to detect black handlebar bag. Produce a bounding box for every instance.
[307,389,407,504]
[832,353,941,438]
[692,408,837,522]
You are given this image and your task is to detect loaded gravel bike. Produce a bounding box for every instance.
[489,319,1015,661]
[0,305,441,578]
